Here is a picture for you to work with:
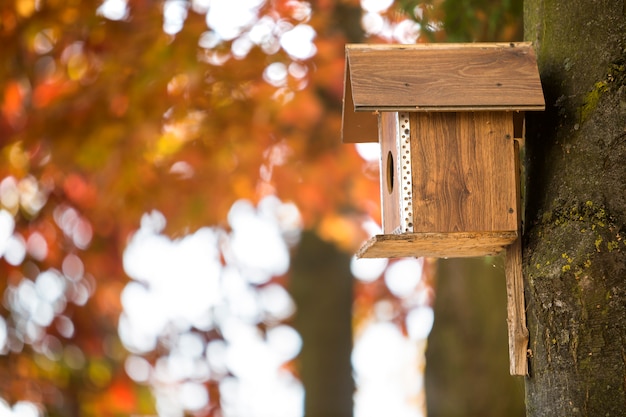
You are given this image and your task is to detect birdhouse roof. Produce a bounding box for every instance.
[342,42,545,143]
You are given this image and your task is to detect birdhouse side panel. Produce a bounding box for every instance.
[380,112,402,234]
[379,112,414,235]
[410,112,518,233]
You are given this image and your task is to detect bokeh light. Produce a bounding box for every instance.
[385,258,423,298]
[353,322,425,417]
[120,197,304,416]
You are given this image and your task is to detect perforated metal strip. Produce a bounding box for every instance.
[399,112,413,233]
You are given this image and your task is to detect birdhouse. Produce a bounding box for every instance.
[341,42,545,375]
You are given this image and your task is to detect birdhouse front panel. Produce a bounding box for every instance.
[410,111,517,233]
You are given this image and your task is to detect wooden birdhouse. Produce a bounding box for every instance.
[341,42,545,375]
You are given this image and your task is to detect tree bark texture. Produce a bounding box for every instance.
[425,258,525,417]
[524,1,626,415]
[290,231,354,417]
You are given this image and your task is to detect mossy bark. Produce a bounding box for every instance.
[524,0,626,415]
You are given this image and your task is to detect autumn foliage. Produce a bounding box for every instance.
[0,0,521,415]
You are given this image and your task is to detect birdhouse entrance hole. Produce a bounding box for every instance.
[385,151,394,194]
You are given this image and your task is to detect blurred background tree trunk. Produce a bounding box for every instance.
[290,231,354,417]
[425,258,525,417]
[523,0,626,414]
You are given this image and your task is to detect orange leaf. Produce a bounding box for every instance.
[63,173,98,209]
[2,81,26,125]
[107,379,137,413]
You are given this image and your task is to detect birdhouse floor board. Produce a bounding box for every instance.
[356,231,518,258]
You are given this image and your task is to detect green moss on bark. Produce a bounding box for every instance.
[580,58,626,122]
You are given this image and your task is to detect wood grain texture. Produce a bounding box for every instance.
[341,58,378,143]
[505,140,528,376]
[346,42,545,112]
[505,234,528,375]
[411,112,518,233]
[356,231,517,258]
[380,112,401,234]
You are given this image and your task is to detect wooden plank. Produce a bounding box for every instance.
[341,56,378,143]
[356,231,517,258]
[380,112,401,234]
[505,235,529,375]
[504,139,529,375]
[346,42,545,112]
[411,112,518,233]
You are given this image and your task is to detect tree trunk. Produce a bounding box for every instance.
[425,258,525,417]
[290,231,354,417]
[523,1,626,415]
